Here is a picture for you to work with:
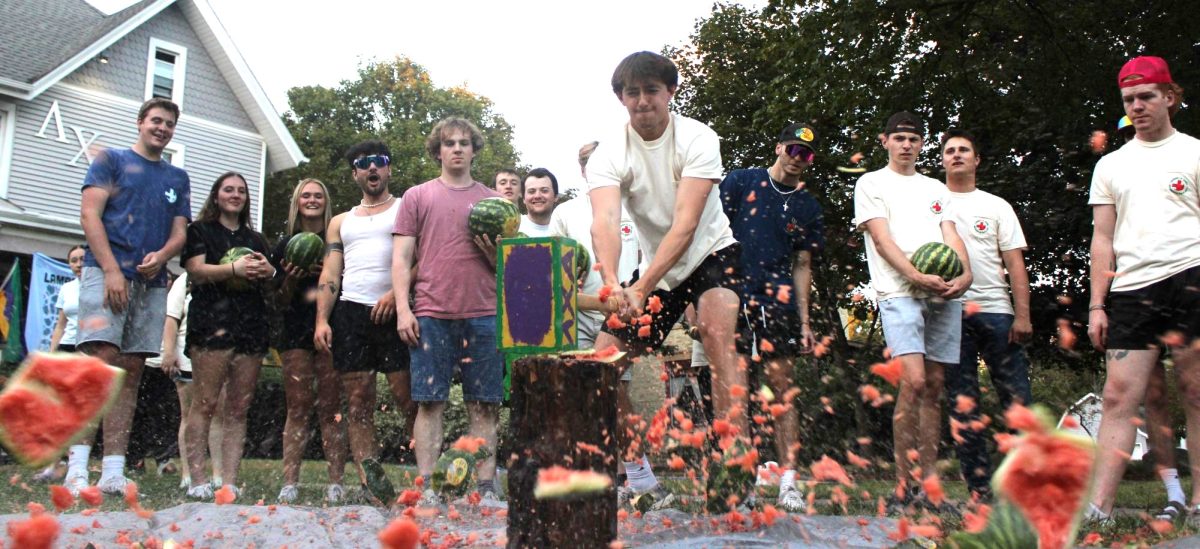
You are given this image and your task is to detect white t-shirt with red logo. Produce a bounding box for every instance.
[852,167,953,300]
[951,189,1027,314]
[1089,131,1200,292]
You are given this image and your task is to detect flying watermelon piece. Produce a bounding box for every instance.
[0,352,124,467]
[533,466,612,499]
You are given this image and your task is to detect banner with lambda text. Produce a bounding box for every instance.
[25,252,73,353]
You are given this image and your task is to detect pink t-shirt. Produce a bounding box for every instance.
[393,178,501,319]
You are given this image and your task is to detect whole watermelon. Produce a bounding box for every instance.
[285,232,324,271]
[910,242,964,281]
[468,197,520,241]
[220,246,255,291]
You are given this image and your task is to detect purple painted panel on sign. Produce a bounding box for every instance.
[504,245,552,344]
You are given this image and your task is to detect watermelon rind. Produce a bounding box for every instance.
[533,467,612,500]
[945,501,1038,549]
[285,232,324,271]
[0,352,125,468]
[911,241,964,281]
[432,448,480,497]
[468,197,520,240]
[572,239,591,282]
[219,246,255,291]
[991,404,1095,549]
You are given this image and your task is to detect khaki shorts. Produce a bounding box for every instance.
[76,267,167,356]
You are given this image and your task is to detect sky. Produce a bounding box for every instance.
[94,0,763,194]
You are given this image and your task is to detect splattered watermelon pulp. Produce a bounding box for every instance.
[993,404,1094,549]
[0,352,124,467]
[533,466,611,499]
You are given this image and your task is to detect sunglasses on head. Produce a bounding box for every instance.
[353,154,390,170]
[784,144,815,162]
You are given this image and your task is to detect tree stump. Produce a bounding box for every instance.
[506,355,619,548]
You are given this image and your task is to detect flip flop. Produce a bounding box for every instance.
[1156,500,1187,522]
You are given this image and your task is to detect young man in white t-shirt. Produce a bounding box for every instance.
[518,168,558,237]
[852,111,972,512]
[1086,56,1200,522]
[588,51,746,510]
[941,129,1032,502]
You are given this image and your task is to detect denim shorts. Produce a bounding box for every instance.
[878,296,962,364]
[410,316,503,403]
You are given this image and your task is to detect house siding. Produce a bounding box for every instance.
[5,84,264,229]
[62,4,255,132]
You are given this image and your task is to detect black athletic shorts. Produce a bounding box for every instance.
[330,300,409,374]
[602,244,740,351]
[737,302,803,359]
[1107,265,1200,350]
[278,302,317,352]
[186,310,270,357]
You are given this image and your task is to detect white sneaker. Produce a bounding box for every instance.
[278,484,299,504]
[418,489,442,507]
[98,474,128,495]
[326,484,344,504]
[777,485,806,513]
[186,484,214,500]
[480,490,505,507]
[63,471,89,497]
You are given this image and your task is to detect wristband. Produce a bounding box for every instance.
[1088,304,1105,311]
[231,262,237,277]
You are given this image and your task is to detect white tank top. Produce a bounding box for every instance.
[340,198,400,305]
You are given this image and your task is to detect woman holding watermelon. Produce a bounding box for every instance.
[180,172,275,500]
[269,178,349,504]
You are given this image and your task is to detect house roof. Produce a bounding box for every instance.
[0,0,306,172]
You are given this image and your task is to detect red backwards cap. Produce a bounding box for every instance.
[1118,56,1173,88]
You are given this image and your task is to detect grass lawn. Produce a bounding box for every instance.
[1,458,1194,545]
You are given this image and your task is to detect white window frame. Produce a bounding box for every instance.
[143,38,188,108]
[0,100,16,199]
[162,142,186,169]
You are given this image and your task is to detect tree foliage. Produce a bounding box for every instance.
[667,0,1196,457]
[261,57,523,240]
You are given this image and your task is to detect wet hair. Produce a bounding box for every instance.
[197,172,253,229]
[344,140,392,171]
[522,168,559,197]
[137,97,179,123]
[940,128,979,155]
[425,117,486,163]
[286,178,331,235]
[611,51,678,96]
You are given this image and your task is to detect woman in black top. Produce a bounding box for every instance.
[181,172,274,500]
[271,178,348,503]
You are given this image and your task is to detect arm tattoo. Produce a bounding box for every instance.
[319,282,338,294]
[1107,349,1130,360]
[325,242,344,257]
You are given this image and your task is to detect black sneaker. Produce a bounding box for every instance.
[361,459,396,506]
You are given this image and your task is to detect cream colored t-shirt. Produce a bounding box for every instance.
[549,196,640,347]
[852,167,953,300]
[951,189,1027,314]
[586,114,735,291]
[1089,131,1200,292]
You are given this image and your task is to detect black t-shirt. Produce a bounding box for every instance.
[270,230,324,318]
[183,220,271,329]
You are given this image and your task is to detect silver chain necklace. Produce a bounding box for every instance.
[767,171,799,211]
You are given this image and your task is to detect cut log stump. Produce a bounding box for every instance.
[506,355,619,548]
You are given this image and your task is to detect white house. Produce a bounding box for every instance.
[0,0,305,260]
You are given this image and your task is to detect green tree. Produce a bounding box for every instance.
[667,0,1196,458]
[261,57,523,240]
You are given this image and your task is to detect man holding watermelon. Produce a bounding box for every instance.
[313,139,413,505]
[941,128,1033,502]
[1086,56,1200,523]
[393,117,506,505]
[718,121,825,512]
[74,97,192,496]
[851,111,973,512]
[588,51,747,509]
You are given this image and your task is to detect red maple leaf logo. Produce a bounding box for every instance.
[930,201,943,214]
[621,224,632,236]
[1170,179,1186,193]
[976,221,987,232]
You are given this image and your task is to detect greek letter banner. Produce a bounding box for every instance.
[25,252,73,352]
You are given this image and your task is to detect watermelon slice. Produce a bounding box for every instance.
[0,352,124,467]
[533,466,612,499]
[992,404,1095,549]
[559,346,626,363]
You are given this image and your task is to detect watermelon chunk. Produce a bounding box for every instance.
[533,466,612,499]
[0,352,124,467]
